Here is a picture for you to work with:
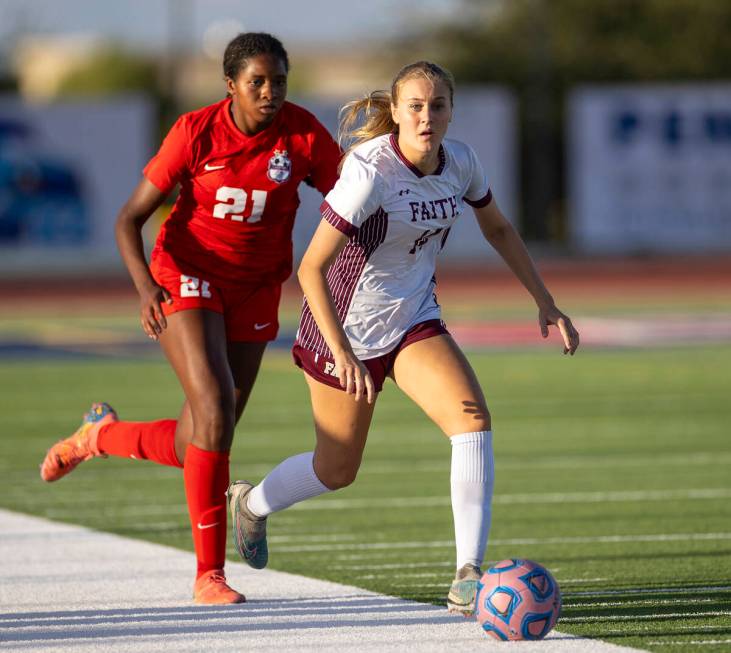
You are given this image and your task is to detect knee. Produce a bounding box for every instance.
[314,460,360,491]
[190,392,236,450]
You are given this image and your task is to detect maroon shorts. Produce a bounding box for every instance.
[149,253,281,342]
[292,319,449,392]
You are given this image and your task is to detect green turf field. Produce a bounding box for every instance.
[1,343,729,651]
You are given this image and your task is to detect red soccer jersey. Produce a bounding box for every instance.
[144,99,341,286]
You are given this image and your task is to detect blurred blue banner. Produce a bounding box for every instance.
[0,95,153,275]
[569,84,731,254]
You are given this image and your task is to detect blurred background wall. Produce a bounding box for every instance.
[0,0,729,278]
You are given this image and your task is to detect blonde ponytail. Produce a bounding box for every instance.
[337,90,395,166]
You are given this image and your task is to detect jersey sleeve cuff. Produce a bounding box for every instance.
[142,170,173,195]
[321,201,358,237]
[464,188,493,208]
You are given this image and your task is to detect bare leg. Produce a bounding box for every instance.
[172,340,267,462]
[392,334,493,613]
[307,374,378,490]
[156,310,248,601]
[230,373,378,569]
[242,373,377,521]
[391,334,491,436]
[158,310,235,452]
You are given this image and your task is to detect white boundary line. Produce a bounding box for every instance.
[274,532,731,554]
[564,586,731,598]
[647,640,731,646]
[0,509,641,653]
[23,487,731,519]
[284,488,731,511]
[4,450,728,483]
[561,612,731,622]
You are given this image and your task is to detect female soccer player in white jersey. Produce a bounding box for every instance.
[228,61,580,614]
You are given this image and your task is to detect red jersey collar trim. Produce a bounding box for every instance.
[389,133,445,178]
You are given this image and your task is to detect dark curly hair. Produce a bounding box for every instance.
[223,32,289,80]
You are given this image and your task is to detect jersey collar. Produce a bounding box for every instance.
[389,133,445,178]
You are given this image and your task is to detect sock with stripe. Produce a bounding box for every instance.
[246,451,331,517]
[97,419,182,468]
[184,444,230,578]
[450,430,494,570]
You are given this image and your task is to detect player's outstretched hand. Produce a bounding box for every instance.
[539,305,580,355]
[139,283,173,341]
[334,350,375,404]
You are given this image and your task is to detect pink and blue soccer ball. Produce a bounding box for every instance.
[474,559,561,641]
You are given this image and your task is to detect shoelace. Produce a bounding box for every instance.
[54,441,81,467]
[205,573,227,585]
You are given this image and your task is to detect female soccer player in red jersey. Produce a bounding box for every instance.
[39,33,341,604]
[228,61,579,614]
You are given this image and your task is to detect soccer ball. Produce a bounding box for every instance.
[474,559,561,641]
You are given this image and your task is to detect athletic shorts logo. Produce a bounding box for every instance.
[204,162,225,171]
[267,149,291,183]
[254,322,271,331]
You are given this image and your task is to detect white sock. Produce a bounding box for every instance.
[450,430,494,570]
[247,451,331,517]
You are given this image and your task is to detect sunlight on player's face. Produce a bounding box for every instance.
[226,53,288,135]
[391,77,452,165]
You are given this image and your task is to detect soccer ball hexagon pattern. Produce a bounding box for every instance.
[475,559,561,641]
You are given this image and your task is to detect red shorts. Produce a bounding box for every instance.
[292,319,449,392]
[149,254,281,342]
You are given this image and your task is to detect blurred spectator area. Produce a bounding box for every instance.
[0,0,729,281]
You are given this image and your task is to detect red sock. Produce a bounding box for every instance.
[184,444,229,577]
[97,419,182,468]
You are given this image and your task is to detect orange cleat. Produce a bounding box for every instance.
[193,569,246,605]
[40,403,117,482]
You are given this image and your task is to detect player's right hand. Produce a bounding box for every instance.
[138,283,173,341]
[334,350,375,404]
[538,304,580,355]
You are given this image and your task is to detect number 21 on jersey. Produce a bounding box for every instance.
[213,187,267,223]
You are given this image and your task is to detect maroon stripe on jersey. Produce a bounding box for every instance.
[389,134,445,178]
[464,188,493,208]
[439,226,451,250]
[296,207,389,356]
[320,200,358,238]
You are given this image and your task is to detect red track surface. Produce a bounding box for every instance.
[2,256,729,348]
[2,255,729,304]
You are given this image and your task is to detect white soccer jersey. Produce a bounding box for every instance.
[296,133,492,359]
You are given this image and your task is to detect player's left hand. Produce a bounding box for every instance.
[539,305,580,355]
